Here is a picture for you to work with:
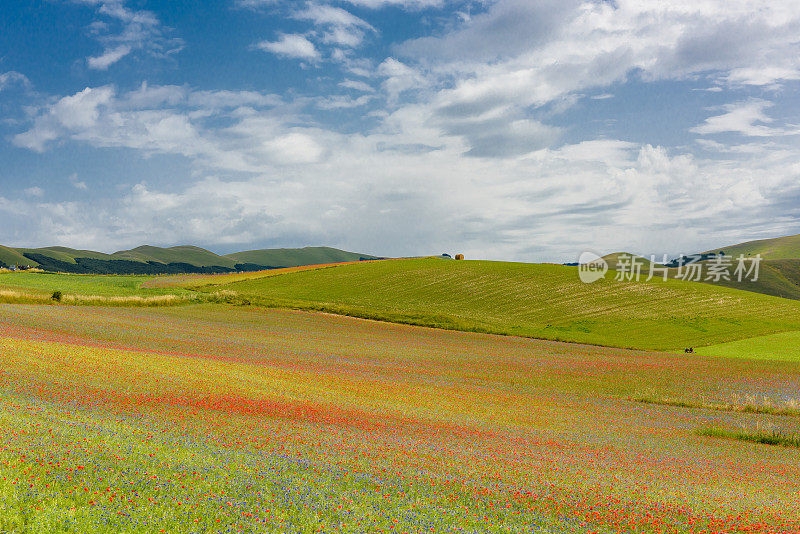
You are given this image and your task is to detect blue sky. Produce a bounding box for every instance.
[1,0,800,261]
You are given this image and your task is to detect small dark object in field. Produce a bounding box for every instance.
[455,254,465,260]
[51,291,62,302]
[684,347,694,354]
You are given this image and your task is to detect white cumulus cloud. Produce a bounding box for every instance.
[691,100,800,137]
[255,34,320,60]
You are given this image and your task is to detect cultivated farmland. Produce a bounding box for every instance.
[204,258,800,351]
[2,303,800,533]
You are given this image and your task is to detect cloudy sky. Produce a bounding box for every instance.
[1,0,800,261]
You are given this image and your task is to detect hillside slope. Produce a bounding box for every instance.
[690,233,800,300]
[601,253,800,301]
[697,259,800,300]
[701,233,800,259]
[599,244,800,301]
[0,244,381,274]
[111,245,238,268]
[601,252,656,272]
[225,246,381,267]
[0,245,38,267]
[209,257,800,351]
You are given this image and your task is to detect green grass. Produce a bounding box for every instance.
[604,235,800,301]
[204,257,800,351]
[696,330,800,361]
[602,252,656,271]
[13,245,229,267]
[2,243,381,272]
[0,245,38,267]
[4,257,800,356]
[35,246,125,263]
[698,259,800,300]
[632,396,800,417]
[701,232,800,260]
[604,256,800,301]
[112,245,238,267]
[0,272,192,298]
[697,427,800,448]
[224,246,379,267]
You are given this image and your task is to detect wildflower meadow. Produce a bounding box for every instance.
[1,303,799,533]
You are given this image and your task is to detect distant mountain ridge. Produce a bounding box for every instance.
[2,245,383,275]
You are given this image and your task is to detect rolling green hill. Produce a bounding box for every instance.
[601,252,656,272]
[701,233,800,259]
[0,245,38,267]
[689,233,800,300]
[600,238,800,301]
[206,257,800,351]
[694,259,800,301]
[15,247,92,265]
[696,330,800,361]
[111,245,238,268]
[14,245,234,267]
[225,246,381,267]
[0,244,381,274]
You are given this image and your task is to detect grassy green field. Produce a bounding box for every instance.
[0,245,37,267]
[701,232,800,259]
[696,259,800,300]
[697,330,800,361]
[2,255,800,532]
[0,271,194,297]
[142,261,367,290]
[603,252,800,301]
[202,257,800,351]
[3,257,800,355]
[601,234,800,301]
[0,271,198,306]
